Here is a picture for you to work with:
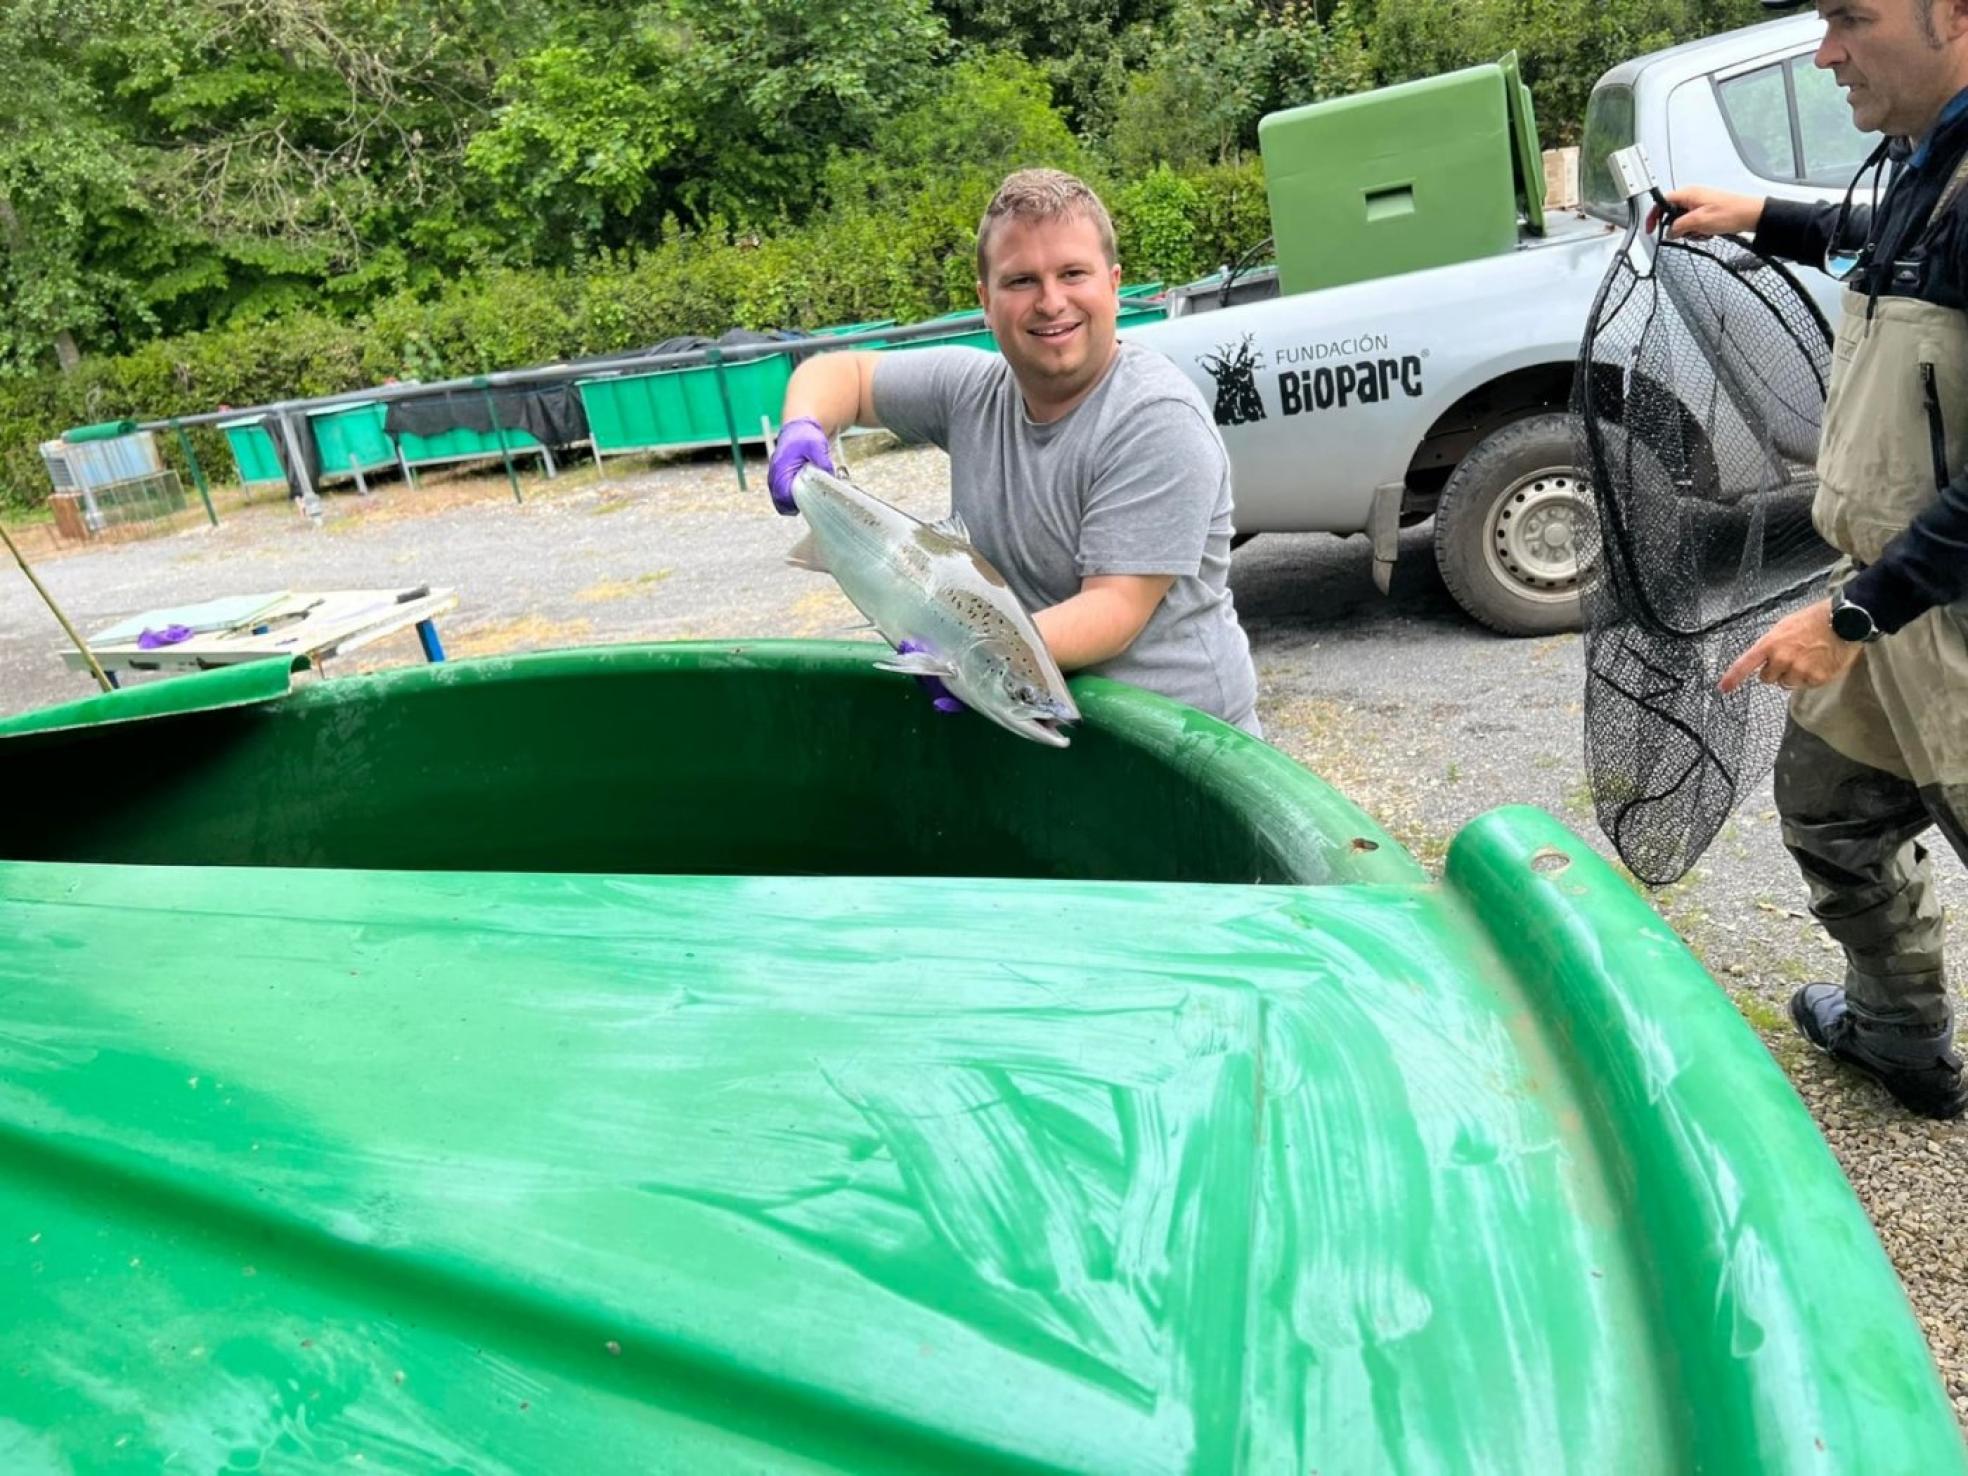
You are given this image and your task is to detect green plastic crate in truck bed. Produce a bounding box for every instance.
[1261,56,1546,296]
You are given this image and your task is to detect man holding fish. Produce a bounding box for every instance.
[767,168,1262,740]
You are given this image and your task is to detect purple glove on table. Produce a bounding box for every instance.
[896,640,966,714]
[136,624,194,650]
[767,417,834,515]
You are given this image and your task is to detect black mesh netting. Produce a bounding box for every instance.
[1571,225,1838,885]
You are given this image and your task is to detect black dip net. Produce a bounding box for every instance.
[1572,223,1837,885]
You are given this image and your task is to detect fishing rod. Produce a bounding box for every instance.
[0,522,111,692]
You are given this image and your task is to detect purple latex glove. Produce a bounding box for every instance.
[767,416,834,515]
[896,640,967,714]
[136,624,194,650]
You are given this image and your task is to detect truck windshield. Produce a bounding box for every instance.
[1581,84,1636,222]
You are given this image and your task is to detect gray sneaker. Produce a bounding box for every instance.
[1789,984,1965,1121]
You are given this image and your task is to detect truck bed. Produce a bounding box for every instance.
[1162,208,1614,319]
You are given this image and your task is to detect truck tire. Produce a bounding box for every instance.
[1434,412,1587,636]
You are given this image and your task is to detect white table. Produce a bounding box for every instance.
[64,587,459,687]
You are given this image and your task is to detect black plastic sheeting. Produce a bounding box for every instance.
[385,383,589,448]
[259,412,325,502]
[384,329,821,448]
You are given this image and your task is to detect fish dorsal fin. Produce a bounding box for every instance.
[786,529,830,574]
[925,512,971,545]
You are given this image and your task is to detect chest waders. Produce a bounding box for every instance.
[1778,162,1968,1037]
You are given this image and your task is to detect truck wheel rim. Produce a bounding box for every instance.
[1483,467,1583,602]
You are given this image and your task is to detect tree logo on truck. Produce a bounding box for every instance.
[1199,336,1267,426]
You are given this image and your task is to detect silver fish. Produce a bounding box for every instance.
[789,466,1080,747]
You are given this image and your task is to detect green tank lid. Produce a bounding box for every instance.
[62,419,140,443]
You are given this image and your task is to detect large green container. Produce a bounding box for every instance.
[306,400,396,483]
[0,642,1959,1472]
[1260,60,1543,296]
[717,352,798,435]
[1,644,1394,881]
[395,423,547,468]
[579,352,796,456]
[219,417,287,489]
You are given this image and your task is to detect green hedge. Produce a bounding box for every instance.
[0,158,1268,511]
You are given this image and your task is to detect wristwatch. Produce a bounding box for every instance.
[1830,589,1883,644]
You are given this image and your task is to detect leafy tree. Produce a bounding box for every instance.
[1101,0,1372,172]
[1110,164,1208,281]
[0,0,557,365]
[1111,158,1269,281]
[468,0,949,260]
[932,0,1175,129]
[106,0,538,318]
[464,34,692,259]
[823,52,1090,308]
[0,0,1800,390]
[826,52,1087,205]
[0,0,150,373]
[1373,0,1763,145]
[666,0,948,215]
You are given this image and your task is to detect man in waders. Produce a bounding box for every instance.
[1667,0,1968,1119]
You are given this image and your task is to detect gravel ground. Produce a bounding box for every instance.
[4,438,1965,1425]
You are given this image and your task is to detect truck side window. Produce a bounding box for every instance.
[1581,84,1636,220]
[1792,57,1874,184]
[1717,64,1797,180]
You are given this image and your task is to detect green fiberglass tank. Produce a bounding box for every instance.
[0,643,1959,1473]
[579,354,797,459]
[394,422,548,469]
[306,400,396,484]
[220,416,288,490]
[1261,56,1546,297]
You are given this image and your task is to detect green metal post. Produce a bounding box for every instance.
[477,379,523,504]
[708,348,748,493]
[171,419,219,527]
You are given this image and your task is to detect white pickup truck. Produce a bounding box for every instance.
[1130,15,1872,633]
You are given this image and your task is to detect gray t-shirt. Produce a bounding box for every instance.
[872,343,1260,733]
